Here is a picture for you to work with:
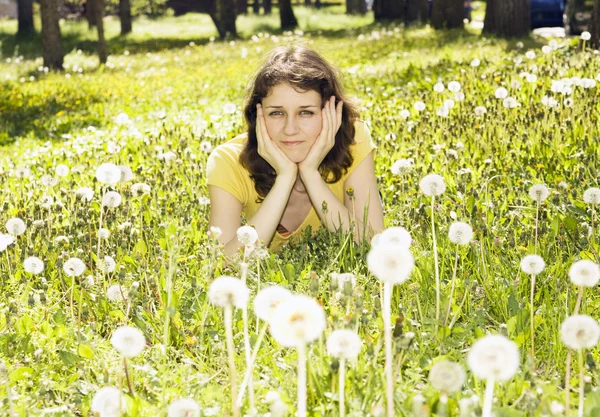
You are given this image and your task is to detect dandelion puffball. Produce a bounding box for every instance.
[528,184,549,202]
[448,222,473,245]
[520,254,545,275]
[467,334,519,381]
[102,191,122,208]
[581,31,591,41]
[63,257,86,277]
[208,276,249,309]
[583,187,600,205]
[110,325,146,358]
[420,174,446,197]
[0,233,16,251]
[6,218,26,236]
[270,295,326,347]
[98,256,117,273]
[167,398,201,417]
[96,163,122,186]
[428,360,466,394]
[24,256,44,274]
[560,315,600,350]
[253,285,293,322]
[55,164,69,177]
[448,81,461,93]
[568,260,600,287]
[495,87,508,99]
[367,243,414,284]
[76,187,94,202]
[118,165,134,182]
[237,225,258,246]
[391,159,413,175]
[91,386,126,417]
[326,329,362,360]
[414,101,426,112]
[377,227,412,249]
[106,284,126,302]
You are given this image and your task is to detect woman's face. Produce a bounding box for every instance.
[261,83,323,163]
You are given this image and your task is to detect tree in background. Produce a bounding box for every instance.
[215,0,237,38]
[374,0,429,25]
[279,0,297,29]
[483,0,530,37]
[17,0,34,36]
[406,0,429,25]
[120,0,133,34]
[346,0,367,15]
[85,0,97,29]
[40,0,63,69]
[431,0,464,29]
[591,0,600,47]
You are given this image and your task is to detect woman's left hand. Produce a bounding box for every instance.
[298,95,343,174]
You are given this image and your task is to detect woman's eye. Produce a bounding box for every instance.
[269,111,282,116]
[301,111,314,116]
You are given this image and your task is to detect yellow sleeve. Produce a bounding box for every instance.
[345,120,377,179]
[206,144,249,205]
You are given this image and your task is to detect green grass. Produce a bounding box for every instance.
[1,7,599,417]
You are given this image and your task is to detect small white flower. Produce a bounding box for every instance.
[107,284,126,302]
[91,386,126,417]
[470,58,481,67]
[583,187,600,205]
[436,106,449,117]
[40,174,58,187]
[391,159,413,175]
[15,167,31,179]
[503,97,519,108]
[131,183,151,196]
[444,99,455,110]
[560,315,599,350]
[118,165,134,183]
[568,260,600,287]
[428,360,466,393]
[6,218,26,236]
[433,82,445,93]
[223,103,237,114]
[55,164,69,177]
[581,31,591,41]
[528,184,549,202]
[495,87,509,99]
[270,295,326,347]
[102,191,122,208]
[399,109,411,119]
[209,276,249,308]
[253,286,293,322]
[414,101,426,112]
[367,244,414,284]
[526,73,538,83]
[96,163,122,186]
[98,228,111,239]
[448,222,473,245]
[326,329,362,360]
[474,106,487,116]
[467,334,519,381]
[98,256,116,273]
[378,227,412,249]
[63,257,86,277]
[332,272,357,290]
[542,45,552,54]
[550,400,565,415]
[24,256,44,274]
[419,174,446,197]
[448,81,461,93]
[454,92,465,101]
[237,225,258,246]
[525,51,536,60]
[114,113,130,125]
[200,141,212,153]
[167,398,201,417]
[209,226,223,240]
[111,325,146,358]
[76,187,94,202]
[520,254,545,275]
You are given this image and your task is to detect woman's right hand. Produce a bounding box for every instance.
[256,104,298,178]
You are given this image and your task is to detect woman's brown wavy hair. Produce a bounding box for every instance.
[240,44,360,203]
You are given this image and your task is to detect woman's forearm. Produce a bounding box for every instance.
[222,174,296,259]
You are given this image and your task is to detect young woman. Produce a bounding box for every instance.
[207,45,384,258]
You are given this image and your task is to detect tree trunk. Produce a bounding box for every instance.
[483,0,530,37]
[17,0,35,36]
[39,0,63,70]
[85,0,97,29]
[236,0,248,15]
[405,0,428,25]
[215,0,237,38]
[252,0,260,14]
[279,0,297,29]
[358,0,367,14]
[264,0,272,14]
[591,0,600,48]
[346,0,357,14]
[373,0,404,21]
[94,0,107,64]
[304,0,311,7]
[314,0,320,8]
[119,0,132,35]
[431,0,464,29]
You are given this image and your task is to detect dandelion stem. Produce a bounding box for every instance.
[339,358,346,417]
[482,377,495,417]
[535,200,540,254]
[448,283,470,330]
[123,358,134,396]
[239,261,255,410]
[530,274,537,371]
[5,251,12,277]
[298,343,307,417]
[443,250,459,328]
[578,349,585,417]
[224,303,241,417]
[566,287,585,417]
[431,196,441,327]
[237,322,268,407]
[383,281,394,417]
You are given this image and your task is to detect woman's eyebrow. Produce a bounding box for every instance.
[265,105,319,109]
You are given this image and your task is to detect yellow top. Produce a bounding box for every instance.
[206,120,377,252]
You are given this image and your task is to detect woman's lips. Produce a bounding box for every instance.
[282,141,304,147]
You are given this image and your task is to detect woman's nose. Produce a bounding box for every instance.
[283,116,300,136]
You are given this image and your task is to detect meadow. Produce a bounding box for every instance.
[1,5,600,416]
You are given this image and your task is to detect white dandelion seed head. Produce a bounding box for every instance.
[131,183,151,196]
[118,165,134,183]
[467,334,520,381]
[167,398,201,417]
[106,284,126,302]
[428,360,466,394]
[569,260,600,287]
[270,295,327,347]
[114,113,130,125]
[378,227,412,249]
[102,191,122,208]
[63,257,86,277]
[91,386,126,417]
[326,329,362,360]
[400,109,410,119]
[454,92,465,101]
[111,325,146,358]
[525,50,536,59]
[448,222,474,245]
[237,225,258,246]
[581,31,591,41]
[367,244,414,284]
[96,163,122,186]
[436,106,450,117]
[200,141,212,153]
[223,103,237,114]
[474,106,487,116]
[495,87,509,99]
[419,174,446,197]
[24,256,44,274]
[253,285,293,322]
[550,401,565,415]
[15,167,31,179]
[520,254,546,275]
[529,184,550,202]
[391,159,413,175]
[55,164,69,177]
[40,174,58,187]
[560,315,600,350]
[371,232,382,248]
[503,97,519,108]
[433,82,445,93]
[448,81,461,93]
[208,276,249,309]
[6,218,26,236]
[332,272,357,290]
[75,187,94,202]
[98,256,116,273]
[583,187,600,205]
[414,101,426,112]
[444,99,455,109]
[98,228,111,239]
[209,226,223,240]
